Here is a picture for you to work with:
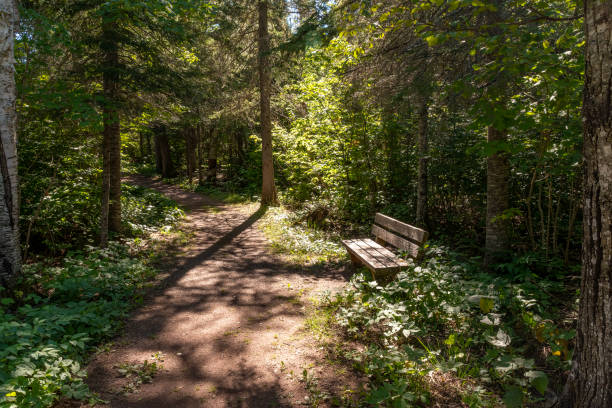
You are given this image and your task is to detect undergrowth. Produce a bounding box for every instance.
[0,186,183,408]
[327,246,577,407]
[258,206,346,264]
[168,176,252,204]
[257,206,577,407]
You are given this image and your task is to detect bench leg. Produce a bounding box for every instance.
[349,253,361,267]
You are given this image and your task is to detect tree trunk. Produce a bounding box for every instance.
[258,0,278,205]
[154,131,163,174]
[101,23,121,234]
[139,132,144,163]
[234,128,246,167]
[416,95,429,228]
[207,127,219,184]
[158,131,174,178]
[185,127,197,182]
[0,0,21,286]
[561,3,612,407]
[483,0,510,266]
[484,125,510,265]
[100,126,110,247]
[198,125,205,185]
[145,132,151,160]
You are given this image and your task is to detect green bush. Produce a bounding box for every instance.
[332,245,576,407]
[22,181,183,255]
[121,184,184,236]
[0,243,157,407]
[1,187,181,407]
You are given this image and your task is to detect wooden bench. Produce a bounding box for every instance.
[342,213,428,280]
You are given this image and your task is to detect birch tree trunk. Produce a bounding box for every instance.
[258,0,278,205]
[561,2,612,407]
[0,0,20,285]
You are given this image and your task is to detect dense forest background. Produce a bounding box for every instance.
[16,0,584,266]
[2,0,611,407]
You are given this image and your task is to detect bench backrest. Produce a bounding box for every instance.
[372,213,428,258]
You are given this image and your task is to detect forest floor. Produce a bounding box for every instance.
[86,175,358,408]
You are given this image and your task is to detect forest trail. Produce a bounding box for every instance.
[87,175,352,408]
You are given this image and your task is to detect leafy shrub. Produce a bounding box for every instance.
[121,184,184,236]
[259,206,346,264]
[0,243,158,407]
[22,181,182,255]
[332,245,576,407]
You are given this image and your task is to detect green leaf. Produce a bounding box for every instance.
[425,35,439,46]
[525,370,549,395]
[502,386,523,408]
[1,298,15,306]
[479,297,494,313]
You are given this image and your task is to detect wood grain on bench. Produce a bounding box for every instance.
[374,213,428,244]
[342,213,428,279]
[371,224,420,258]
[343,239,409,272]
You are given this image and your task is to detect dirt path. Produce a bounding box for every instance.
[87,176,352,407]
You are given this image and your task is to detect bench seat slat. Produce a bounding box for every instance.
[348,239,405,268]
[374,213,428,244]
[342,238,409,272]
[371,225,421,258]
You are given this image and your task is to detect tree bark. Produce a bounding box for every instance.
[101,22,121,235]
[258,0,278,205]
[145,132,151,159]
[485,125,510,265]
[198,124,205,185]
[416,95,429,228]
[0,0,20,286]
[154,136,162,173]
[561,2,612,407]
[157,131,174,178]
[207,126,219,184]
[99,125,110,247]
[483,0,510,266]
[185,127,197,182]
[139,132,144,163]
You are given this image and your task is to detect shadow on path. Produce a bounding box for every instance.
[87,176,352,408]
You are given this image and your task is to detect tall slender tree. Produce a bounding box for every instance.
[100,13,121,245]
[485,125,510,263]
[0,0,20,285]
[258,0,278,205]
[561,2,612,407]
[484,0,510,265]
[415,93,429,228]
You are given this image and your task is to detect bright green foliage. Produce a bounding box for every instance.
[0,188,181,407]
[268,0,585,263]
[16,0,210,254]
[274,39,397,225]
[259,206,346,264]
[0,244,152,407]
[121,185,184,236]
[20,180,182,254]
[332,245,575,406]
